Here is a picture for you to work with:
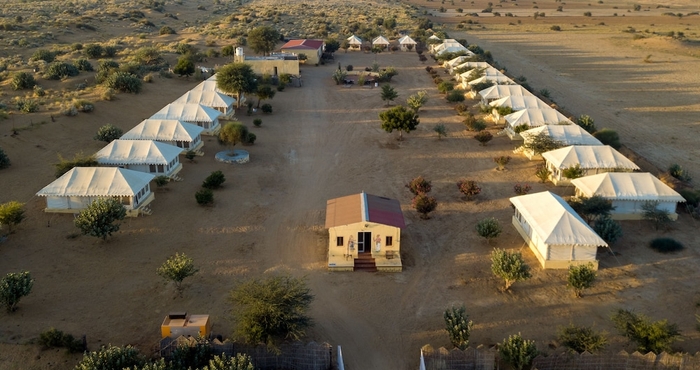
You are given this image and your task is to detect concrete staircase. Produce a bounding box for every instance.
[140,206,153,216]
[354,253,377,272]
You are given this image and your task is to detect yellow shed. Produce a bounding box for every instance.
[161,312,212,338]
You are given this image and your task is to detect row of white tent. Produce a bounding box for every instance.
[36,75,241,216]
[436,52,686,270]
[346,34,418,51]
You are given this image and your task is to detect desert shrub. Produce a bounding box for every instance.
[437,81,454,94]
[649,237,684,253]
[523,132,564,156]
[54,153,98,178]
[557,324,607,353]
[464,114,487,132]
[71,43,84,51]
[476,217,502,243]
[74,345,145,370]
[562,164,585,180]
[31,49,55,63]
[433,77,443,84]
[499,333,538,370]
[446,89,465,102]
[0,201,24,233]
[157,253,198,296]
[577,114,597,133]
[494,156,511,170]
[593,128,621,149]
[253,118,262,127]
[584,11,592,16]
[470,81,494,92]
[454,103,469,114]
[202,171,226,190]
[496,106,513,117]
[61,105,78,116]
[444,306,473,350]
[39,328,85,353]
[44,62,80,80]
[74,198,126,240]
[412,193,437,219]
[611,309,680,353]
[94,124,123,143]
[221,45,235,56]
[33,86,45,97]
[74,58,94,72]
[474,130,493,146]
[668,164,692,183]
[11,72,36,90]
[593,216,623,245]
[154,176,169,187]
[159,26,176,35]
[679,189,700,207]
[105,71,142,93]
[551,25,562,31]
[513,123,530,134]
[568,263,597,297]
[457,179,481,200]
[434,124,447,140]
[15,98,39,113]
[0,271,33,313]
[0,148,9,169]
[73,99,94,113]
[245,132,257,144]
[406,176,432,195]
[173,56,195,77]
[641,201,672,231]
[261,103,272,114]
[103,46,117,58]
[195,188,214,205]
[84,43,104,58]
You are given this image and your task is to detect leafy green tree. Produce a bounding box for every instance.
[324,38,340,54]
[444,306,473,350]
[54,153,99,178]
[94,124,123,143]
[157,253,199,296]
[593,215,623,245]
[74,198,127,240]
[567,263,597,298]
[222,45,235,56]
[0,147,9,169]
[380,84,398,106]
[562,164,585,180]
[412,193,437,219]
[134,47,163,66]
[577,114,597,133]
[203,170,226,189]
[523,132,564,156]
[593,128,621,149]
[217,63,258,108]
[0,201,25,233]
[11,72,36,90]
[0,271,33,312]
[74,345,145,370]
[406,176,432,195]
[641,201,672,231]
[379,105,420,140]
[567,195,615,224]
[406,90,428,112]
[434,124,447,140]
[437,81,454,94]
[248,25,280,55]
[255,85,276,108]
[229,275,314,347]
[557,324,607,353]
[491,249,531,291]
[173,56,195,77]
[499,333,538,370]
[611,309,680,353]
[219,122,249,153]
[476,217,502,244]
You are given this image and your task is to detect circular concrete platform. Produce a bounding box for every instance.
[215,149,249,164]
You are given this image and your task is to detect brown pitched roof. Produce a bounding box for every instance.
[281,39,324,50]
[325,193,405,229]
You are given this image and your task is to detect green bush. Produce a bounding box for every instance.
[499,333,538,370]
[513,123,530,134]
[39,328,85,353]
[261,103,272,114]
[593,128,621,149]
[491,248,531,291]
[437,81,454,94]
[74,345,145,370]
[103,45,117,58]
[105,71,142,93]
[54,153,98,178]
[593,215,623,245]
[74,58,94,72]
[222,45,235,56]
[73,99,94,113]
[0,147,9,169]
[203,170,225,189]
[245,132,256,144]
[641,201,672,231]
[154,175,169,187]
[16,98,39,113]
[668,163,692,182]
[159,26,176,35]
[94,124,123,142]
[446,89,466,102]
[0,271,33,312]
[557,324,607,353]
[476,217,501,243]
[412,193,437,219]
[496,106,513,117]
[649,237,684,253]
[31,49,56,63]
[567,263,597,298]
[444,306,473,350]
[11,72,36,90]
[679,189,700,207]
[84,43,104,58]
[44,62,80,80]
[611,309,680,353]
[577,114,597,133]
[406,176,432,195]
[253,118,262,127]
[463,114,487,131]
[195,188,214,205]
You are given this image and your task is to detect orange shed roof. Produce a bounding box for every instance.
[325,192,405,229]
[281,39,324,50]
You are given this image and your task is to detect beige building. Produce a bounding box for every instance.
[280,39,325,65]
[233,48,300,76]
[325,192,405,272]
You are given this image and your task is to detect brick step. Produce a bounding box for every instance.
[354,256,377,272]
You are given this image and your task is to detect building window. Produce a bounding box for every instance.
[336,237,344,246]
[149,164,156,172]
[157,164,165,173]
[385,236,393,246]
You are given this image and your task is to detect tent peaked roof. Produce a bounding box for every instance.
[281,39,324,50]
[372,36,390,45]
[174,90,236,108]
[95,140,182,165]
[489,95,550,110]
[571,173,685,202]
[510,191,607,247]
[36,167,155,197]
[325,192,405,229]
[521,125,602,146]
[151,104,222,122]
[121,119,205,142]
[468,75,513,86]
[398,35,417,45]
[478,85,534,100]
[505,108,573,127]
[191,80,229,95]
[428,34,441,41]
[542,145,640,170]
[347,35,363,44]
[454,61,490,71]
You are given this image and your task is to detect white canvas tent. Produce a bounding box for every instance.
[489,95,551,123]
[372,36,390,49]
[443,56,474,71]
[436,46,470,57]
[173,90,236,115]
[476,85,533,104]
[194,78,246,106]
[504,108,573,139]
[431,39,465,54]
[452,61,491,76]
[347,35,363,49]
[542,145,640,185]
[95,140,184,178]
[510,191,607,269]
[120,119,205,154]
[397,35,417,51]
[36,167,155,216]
[428,34,441,42]
[458,66,508,84]
[464,75,513,89]
[518,125,602,159]
[151,104,222,135]
[571,172,686,220]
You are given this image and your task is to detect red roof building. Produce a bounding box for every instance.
[280,39,325,64]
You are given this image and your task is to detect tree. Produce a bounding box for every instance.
[457,179,481,200]
[444,306,473,350]
[0,271,33,312]
[406,90,428,112]
[491,248,531,291]
[229,275,314,347]
[562,164,585,180]
[94,124,123,143]
[577,114,597,133]
[477,217,502,244]
[641,201,672,231]
[74,345,145,370]
[523,132,564,156]
[157,253,199,296]
[0,147,9,169]
[379,105,419,140]
[173,56,195,77]
[568,195,615,224]
[200,354,255,370]
[217,63,258,108]
[406,176,432,195]
[0,201,25,233]
[74,197,127,240]
[412,193,437,219]
[203,170,226,189]
[380,84,398,106]
[218,122,249,153]
[434,124,447,140]
[324,38,340,54]
[499,333,538,370]
[248,25,280,55]
[611,309,680,353]
[340,40,350,53]
[593,216,623,245]
[567,263,596,298]
[474,130,493,146]
[557,324,607,353]
[593,128,621,149]
[134,47,163,66]
[255,84,276,108]
[535,165,550,183]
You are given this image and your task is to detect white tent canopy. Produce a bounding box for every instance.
[347,35,363,46]
[466,75,513,87]
[571,173,685,202]
[444,56,474,70]
[174,90,236,114]
[398,35,416,45]
[489,95,550,110]
[521,125,602,146]
[151,104,222,132]
[542,145,640,171]
[191,80,228,95]
[96,140,182,166]
[505,108,573,129]
[37,167,154,198]
[453,61,491,75]
[436,46,470,56]
[478,85,533,103]
[511,191,607,247]
[428,34,441,41]
[121,119,205,143]
[372,36,390,46]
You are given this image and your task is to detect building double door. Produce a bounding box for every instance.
[357,232,372,254]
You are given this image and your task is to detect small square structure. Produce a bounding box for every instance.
[161,313,212,338]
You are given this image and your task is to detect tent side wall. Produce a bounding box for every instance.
[609,200,679,221]
[548,164,636,186]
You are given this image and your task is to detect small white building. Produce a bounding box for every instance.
[95,140,183,178]
[173,90,236,116]
[504,108,574,140]
[397,35,417,51]
[36,167,155,217]
[443,56,476,72]
[571,172,686,220]
[518,125,602,159]
[489,95,551,123]
[542,145,639,185]
[372,35,390,50]
[151,103,222,135]
[346,35,363,50]
[120,119,205,154]
[431,39,468,54]
[510,191,607,269]
[476,85,534,104]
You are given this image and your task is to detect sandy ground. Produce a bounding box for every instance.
[2,1,700,369]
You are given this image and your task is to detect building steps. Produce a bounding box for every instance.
[354,253,377,272]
